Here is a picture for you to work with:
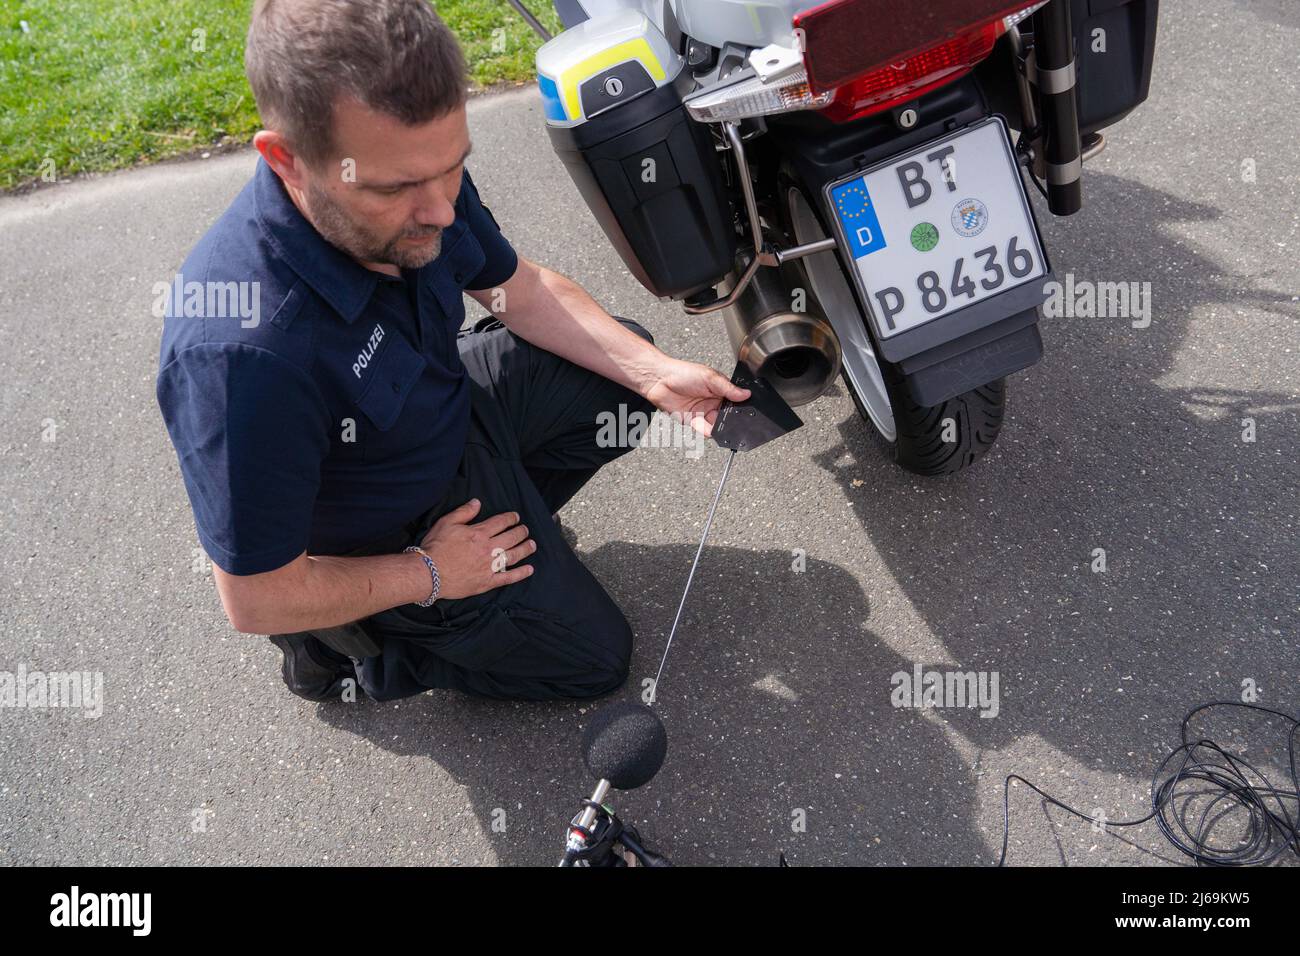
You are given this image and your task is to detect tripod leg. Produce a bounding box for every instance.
[618,827,672,867]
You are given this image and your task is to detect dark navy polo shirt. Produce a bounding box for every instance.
[156,159,518,575]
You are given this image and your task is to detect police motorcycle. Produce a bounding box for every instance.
[511,0,1158,474]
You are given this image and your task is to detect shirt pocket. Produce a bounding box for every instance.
[355,331,427,432]
[430,227,488,320]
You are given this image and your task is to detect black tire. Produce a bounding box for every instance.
[777,166,1008,477]
[856,366,1006,476]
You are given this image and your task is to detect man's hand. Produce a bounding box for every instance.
[470,260,749,438]
[419,498,536,600]
[210,499,534,634]
[642,356,751,438]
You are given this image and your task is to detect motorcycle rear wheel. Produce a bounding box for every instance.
[782,176,1006,476]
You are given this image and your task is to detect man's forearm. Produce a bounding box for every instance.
[492,259,661,396]
[218,551,432,635]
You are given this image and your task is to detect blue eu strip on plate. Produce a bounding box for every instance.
[831,177,887,259]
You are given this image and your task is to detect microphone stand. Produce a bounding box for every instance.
[558,780,671,867]
[557,366,801,867]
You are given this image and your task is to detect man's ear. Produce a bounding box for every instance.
[253,130,307,191]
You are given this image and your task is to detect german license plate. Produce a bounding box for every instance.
[825,116,1047,340]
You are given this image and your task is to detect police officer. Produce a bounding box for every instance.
[156,0,749,703]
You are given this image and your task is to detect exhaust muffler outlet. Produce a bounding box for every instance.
[721,259,842,408]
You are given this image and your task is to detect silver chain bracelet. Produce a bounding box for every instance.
[404,546,441,607]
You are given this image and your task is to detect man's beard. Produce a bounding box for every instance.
[305,180,442,269]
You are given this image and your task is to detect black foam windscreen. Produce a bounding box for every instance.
[581,702,668,790]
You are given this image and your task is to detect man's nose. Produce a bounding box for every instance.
[412,183,456,229]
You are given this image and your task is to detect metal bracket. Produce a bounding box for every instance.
[684,121,838,315]
[747,41,803,83]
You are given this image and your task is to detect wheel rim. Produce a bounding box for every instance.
[786,186,897,442]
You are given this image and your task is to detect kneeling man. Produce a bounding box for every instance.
[156,0,747,702]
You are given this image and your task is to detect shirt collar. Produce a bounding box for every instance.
[253,158,381,325]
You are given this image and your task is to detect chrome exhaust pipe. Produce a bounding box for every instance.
[721,259,841,407]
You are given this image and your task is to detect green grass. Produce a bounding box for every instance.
[0,0,562,191]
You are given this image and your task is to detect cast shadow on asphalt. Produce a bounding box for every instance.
[1229,0,1300,30]
[319,171,1297,866]
[809,170,1299,864]
[317,544,973,866]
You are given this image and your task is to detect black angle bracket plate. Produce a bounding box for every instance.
[712,360,803,453]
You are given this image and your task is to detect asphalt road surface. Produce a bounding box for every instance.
[1,0,1296,866]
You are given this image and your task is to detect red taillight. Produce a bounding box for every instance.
[817,22,1002,124]
[794,0,1040,124]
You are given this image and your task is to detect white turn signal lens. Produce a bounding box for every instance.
[684,67,833,123]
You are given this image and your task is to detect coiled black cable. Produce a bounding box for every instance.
[997,701,1300,866]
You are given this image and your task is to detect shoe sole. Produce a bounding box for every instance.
[268,634,351,702]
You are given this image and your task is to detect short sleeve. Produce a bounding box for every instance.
[156,343,331,575]
[461,168,519,290]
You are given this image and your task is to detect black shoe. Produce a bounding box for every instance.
[268,633,358,702]
[553,511,578,550]
[471,314,506,334]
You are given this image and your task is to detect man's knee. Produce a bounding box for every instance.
[596,613,634,693]
[548,598,634,702]
[555,603,634,700]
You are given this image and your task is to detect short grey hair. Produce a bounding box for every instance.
[245,0,468,165]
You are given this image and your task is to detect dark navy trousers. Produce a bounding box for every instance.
[300,316,655,702]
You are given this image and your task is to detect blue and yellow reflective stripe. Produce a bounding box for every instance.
[537,72,566,122]
[546,38,666,123]
[561,39,666,120]
[538,38,667,123]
